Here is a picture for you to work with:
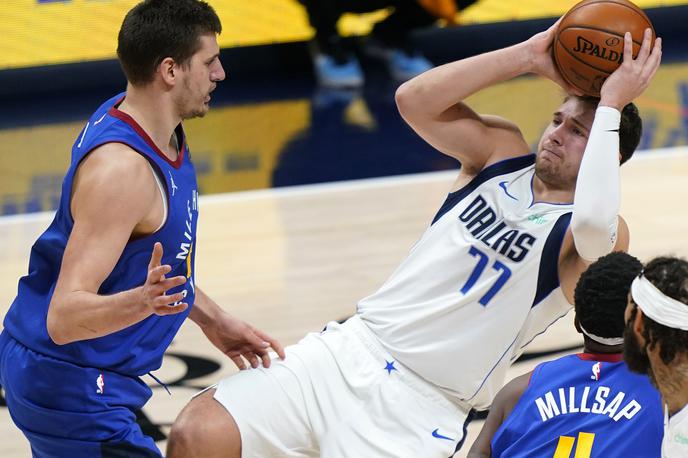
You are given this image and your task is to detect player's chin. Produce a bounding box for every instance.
[183,105,209,120]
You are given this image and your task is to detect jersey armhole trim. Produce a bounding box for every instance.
[431,154,535,225]
[146,161,168,233]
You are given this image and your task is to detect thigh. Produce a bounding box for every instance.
[21,426,161,458]
[213,342,326,458]
[321,378,470,458]
[1,336,157,456]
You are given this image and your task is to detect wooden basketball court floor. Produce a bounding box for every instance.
[0,148,686,457]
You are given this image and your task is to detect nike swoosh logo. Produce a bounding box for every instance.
[498,181,518,200]
[431,429,454,441]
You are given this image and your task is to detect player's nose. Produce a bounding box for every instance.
[548,124,564,145]
[215,62,226,82]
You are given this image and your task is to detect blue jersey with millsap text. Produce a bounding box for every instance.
[3,93,198,377]
[491,353,663,457]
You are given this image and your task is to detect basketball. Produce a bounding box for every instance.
[553,0,655,97]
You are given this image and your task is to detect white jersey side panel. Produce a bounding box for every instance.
[358,155,574,409]
[663,404,688,457]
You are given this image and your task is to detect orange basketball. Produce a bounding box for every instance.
[553,0,655,97]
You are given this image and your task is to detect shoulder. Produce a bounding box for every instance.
[494,371,533,419]
[76,143,156,189]
[72,143,158,219]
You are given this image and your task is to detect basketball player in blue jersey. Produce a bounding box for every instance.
[467,252,663,457]
[167,18,662,458]
[624,256,688,457]
[0,1,284,457]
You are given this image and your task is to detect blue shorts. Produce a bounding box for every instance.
[0,332,161,457]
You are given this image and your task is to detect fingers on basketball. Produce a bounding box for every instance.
[553,0,655,97]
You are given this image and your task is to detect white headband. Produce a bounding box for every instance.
[579,323,624,346]
[631,275,688,331]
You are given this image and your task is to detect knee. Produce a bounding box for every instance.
[167,408,200,458]
[167,389,241,458]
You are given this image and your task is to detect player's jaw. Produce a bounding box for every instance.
[623,318,655,383]
[179,80,215,120]
[534,145,568,186]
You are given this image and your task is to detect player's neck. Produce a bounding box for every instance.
[652,354,688,416]
[583,341,623,355]
[118,85,182,161]
[531,175,574,204]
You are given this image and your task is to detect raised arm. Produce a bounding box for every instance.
[47,144,187,344]
[559,29,662,301]
[395,19,577,176]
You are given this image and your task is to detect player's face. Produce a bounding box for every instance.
[177,33,225,119]
[623,299,654,380]
[535,98,595,189]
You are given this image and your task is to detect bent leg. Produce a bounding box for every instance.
[168,344,323,458]
[167,388,240,458]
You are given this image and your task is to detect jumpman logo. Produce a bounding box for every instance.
[169,171,178,197]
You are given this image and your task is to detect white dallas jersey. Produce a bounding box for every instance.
[663,404,688,457]
[358,155,574,409]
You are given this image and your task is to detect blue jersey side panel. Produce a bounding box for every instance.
[491,354,663,457]
[3,93,198,377]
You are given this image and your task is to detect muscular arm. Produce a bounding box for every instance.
[394,43,530,176]
[394,20,578,177]
[47,144,186,344]
[468,372,532,458]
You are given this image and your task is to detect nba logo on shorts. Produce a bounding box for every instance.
[96,373,105,394]
[590,362,601,381]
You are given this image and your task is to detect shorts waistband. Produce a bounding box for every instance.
[338,315,471,415]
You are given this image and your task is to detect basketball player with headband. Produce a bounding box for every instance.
[468,252,663,457]
[167,17,662,458]
[624,257,688,458]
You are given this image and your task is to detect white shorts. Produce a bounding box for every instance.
[214,315,472,458]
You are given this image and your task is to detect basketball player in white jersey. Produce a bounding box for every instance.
[166,19,663,458]
[624,256,688,457]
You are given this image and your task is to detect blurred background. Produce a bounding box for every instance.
[1,0,687,216]
[1,1,687,456]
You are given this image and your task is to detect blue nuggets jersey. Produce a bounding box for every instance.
[491,353,663,457]
[3,93,198,377]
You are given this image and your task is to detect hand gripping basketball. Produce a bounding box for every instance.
[599,28,662,110]
[553,0,656,97]
[141,242,189,315]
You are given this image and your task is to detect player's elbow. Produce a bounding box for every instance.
[571,219,616,261]
[46,302,72,345]
[395,79,425,121]
[395,82,413,119]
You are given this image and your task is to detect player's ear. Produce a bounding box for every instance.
[159,57,177,85]
[632,307,647,346]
